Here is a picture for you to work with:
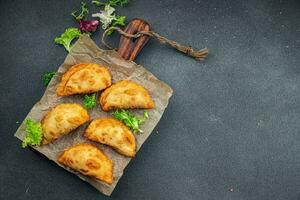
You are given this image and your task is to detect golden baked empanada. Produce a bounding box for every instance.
[56,63,112,96]
[58,143,113,184]
[84,118,136,157]
[41,103,89,144]
[99,80,155,111]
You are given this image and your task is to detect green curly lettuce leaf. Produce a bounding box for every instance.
[92,0,130,7]
[72,2,89,21]
[107,15,126,35]
[42,71,56,86]
[92,0,106,6]
[112,109,149,134]
[54,28,81,52]
[22,119,43,148]
[84,93,97,109]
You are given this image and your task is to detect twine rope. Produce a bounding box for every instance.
[102,27,209,61]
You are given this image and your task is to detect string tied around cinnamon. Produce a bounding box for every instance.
[102,27,209,61]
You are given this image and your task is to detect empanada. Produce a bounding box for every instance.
[58,143,113,184]
[99,80,155,111]
[42,103,89,144]
[56,63,112,96]
[84,118,136,157]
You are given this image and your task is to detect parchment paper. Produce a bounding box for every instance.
[14,35,173,196]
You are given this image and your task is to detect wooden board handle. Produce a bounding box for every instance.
[117,18,150,61]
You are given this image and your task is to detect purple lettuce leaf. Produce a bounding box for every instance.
[79,20,99,32]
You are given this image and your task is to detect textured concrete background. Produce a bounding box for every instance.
[1,0,300,199]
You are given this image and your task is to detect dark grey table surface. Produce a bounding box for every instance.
[1,0,300,199]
